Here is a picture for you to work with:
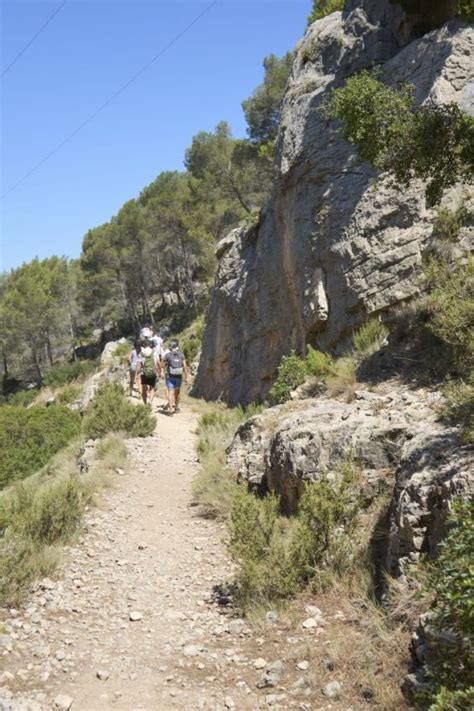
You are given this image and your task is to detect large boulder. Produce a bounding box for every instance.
[193,1,473,405]
[226,384,474,571]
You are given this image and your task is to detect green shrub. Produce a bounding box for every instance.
[308,0,345,25]
[305,346,335,378]
[114,341,133,366]
[457,0,474,22]
[0,472,88,605]
[432,205,468,244]
[228,459,361,608]
[353,318,389,357]
[181,333,201,363]
[56,385,82,405]
[229,488,296,606]
[10,477,85,545]
[429,687,474,711]
[42,359,98,387]
[441,378,474,444]
[423,499,474,705]
[424,259,473,376]
[0,405,82,489]
[269,351,307,404]
[83,382,156,439]
[7,389,39,408]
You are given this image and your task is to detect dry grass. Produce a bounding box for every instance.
[325,355,358,401]
[190,399,265,519]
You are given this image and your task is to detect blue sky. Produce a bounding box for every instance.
[1,0,310,271]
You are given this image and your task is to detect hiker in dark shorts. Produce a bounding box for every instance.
[136,340,161,405]
[163,340,188,414]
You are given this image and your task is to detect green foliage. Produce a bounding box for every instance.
[241,52,293,144]
[10,477,85,545]
[42,359,98,387]
[0,405,81,489]
[424,499,474,705]
[305,345,335,378]
[83,382,156,439]
[352,318,389,357]
[7,388,38,408]
[0,435,128,605]
[0,257,84,382]
[441,378,474,444]
[457,0,474,22]
[55,384,82,405]
[269,351,308,404]
[429,687,474,711]
[432,205,468,244]
[308,0,345,25]
[424,259,474,376]
[324,71,474,205]
[228,460,361,607]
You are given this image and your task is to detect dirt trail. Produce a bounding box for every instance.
[0,392,379,711]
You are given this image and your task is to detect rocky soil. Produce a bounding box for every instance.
[0,392,408,711]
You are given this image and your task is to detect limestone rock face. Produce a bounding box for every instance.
[193,1,473,405]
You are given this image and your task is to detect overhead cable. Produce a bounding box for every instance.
[1,1,68,79]
[1,0,218,200]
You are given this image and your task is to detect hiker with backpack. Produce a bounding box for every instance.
[136,339,162,405]
[128,340,140,397]
[162,340,188,414]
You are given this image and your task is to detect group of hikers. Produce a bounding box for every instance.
[128,325,188,413]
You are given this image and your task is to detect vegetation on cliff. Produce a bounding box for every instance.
[324,71,474,206]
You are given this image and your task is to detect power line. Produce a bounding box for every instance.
[1,0,218,200]
[1,1,68,79]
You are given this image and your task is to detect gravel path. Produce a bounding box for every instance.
[0,394,354,711]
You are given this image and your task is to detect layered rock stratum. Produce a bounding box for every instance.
[194,0,473,405]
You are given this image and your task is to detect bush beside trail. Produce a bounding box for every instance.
[83,381,156,439]
[0,405,81,490]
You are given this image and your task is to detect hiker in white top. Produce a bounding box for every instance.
[150,331,164,359]
[136,340,162,405]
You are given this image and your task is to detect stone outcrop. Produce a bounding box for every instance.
[226,385,474,573]
[194,1,473,405]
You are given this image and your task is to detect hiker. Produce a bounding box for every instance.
[150,329,164,359]
[128,340,140,397]
[139,324,153,340]
[136,339,161,405]
[163,340,188,413]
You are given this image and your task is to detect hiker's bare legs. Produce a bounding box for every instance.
[141,383,148,404]
[129,371,135,397]
[174,387,181,411]
[148,384,155,405]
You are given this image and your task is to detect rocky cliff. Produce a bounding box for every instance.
[193,0,473,405]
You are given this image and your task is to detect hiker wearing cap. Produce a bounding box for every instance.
[163,340,188,413]
[136,339,162,405]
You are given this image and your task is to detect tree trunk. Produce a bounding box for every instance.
[31,344,42,382]
[46,335,54,366]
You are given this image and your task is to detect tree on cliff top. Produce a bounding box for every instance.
[241,52,293,145]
